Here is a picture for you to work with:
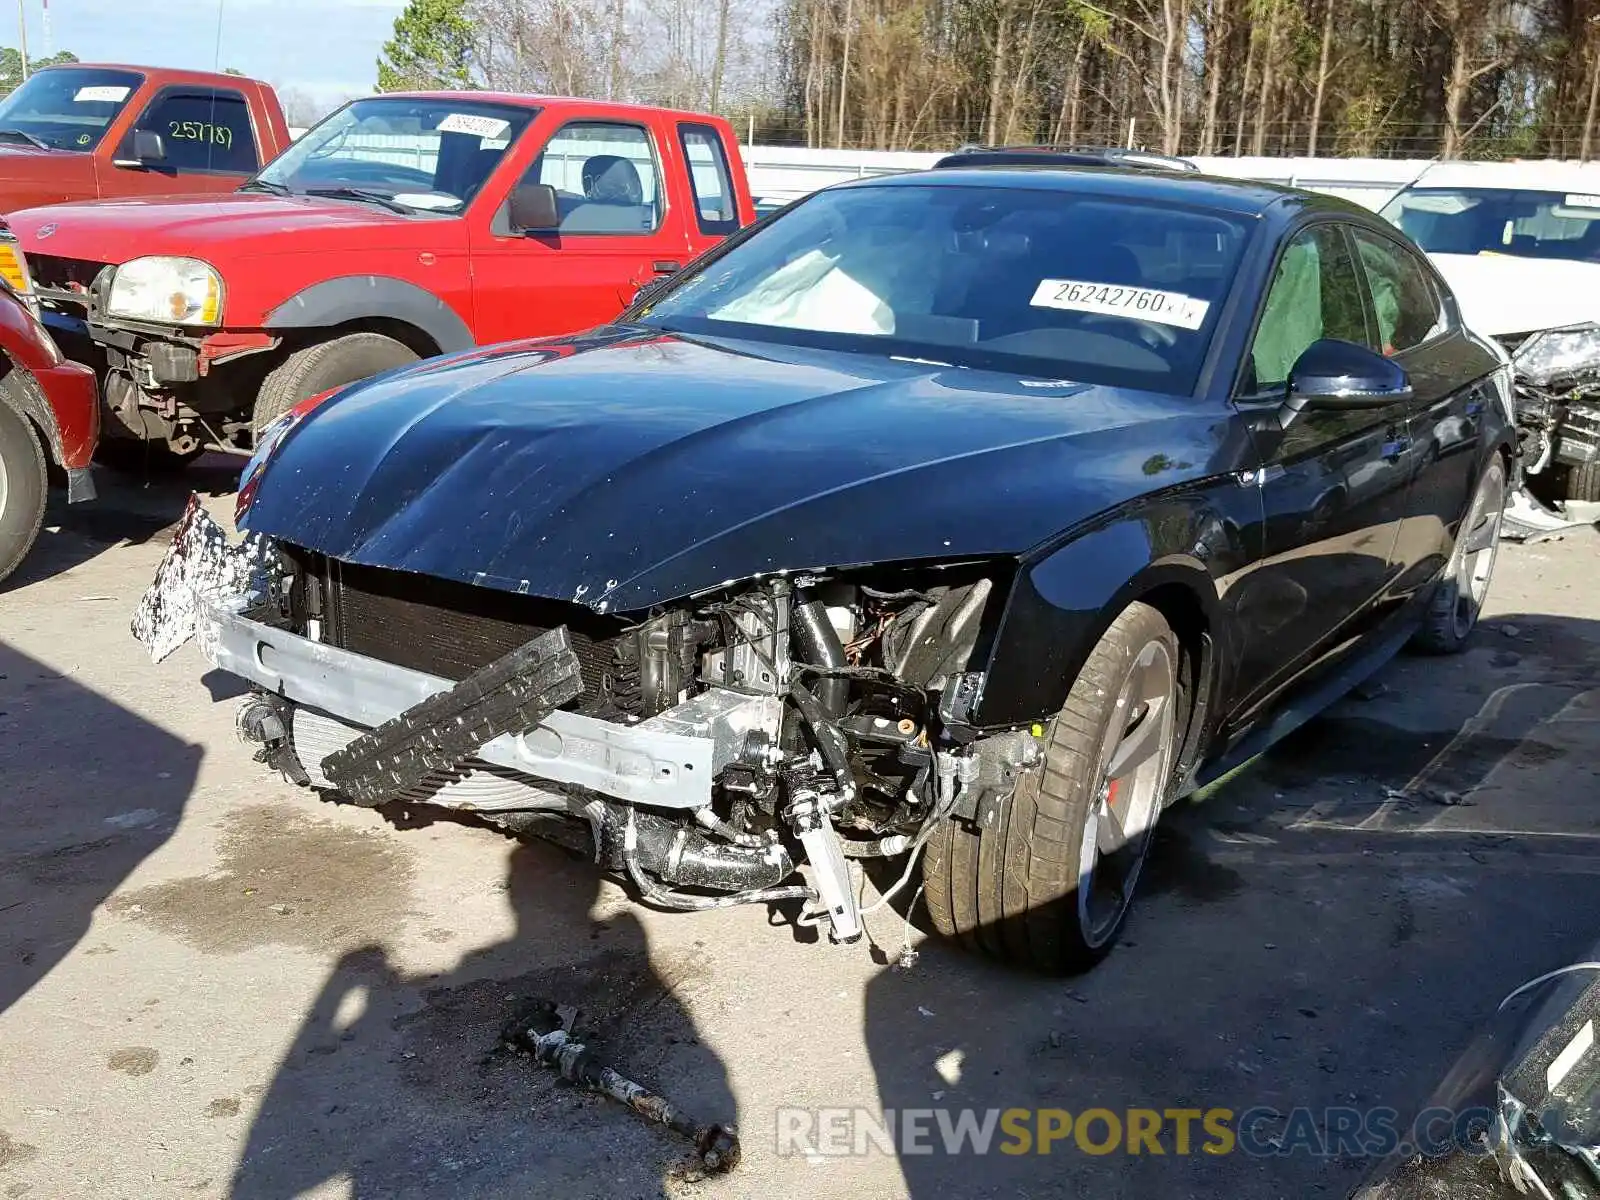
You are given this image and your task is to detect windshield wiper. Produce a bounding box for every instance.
[0,128,52,151]
[238,178,291,196]
[304,186,414,215]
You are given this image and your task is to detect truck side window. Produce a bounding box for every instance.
[129,89,259,174]
[679,124,739,235]
[528,122,662,235]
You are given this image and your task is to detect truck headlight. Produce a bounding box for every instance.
[1513,323,1600,387]
[106,256,223,326]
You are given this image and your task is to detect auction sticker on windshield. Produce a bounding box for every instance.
[1030,278,1211,330]
[437,113,511,139]
[74,86,130,103]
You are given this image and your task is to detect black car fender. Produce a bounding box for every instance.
[974,490,1245,731]
[264,276,475,355]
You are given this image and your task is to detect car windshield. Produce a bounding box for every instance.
[1381,187,1600,263]
[251,96,537,213]
[0,67,142,151]
[639,182,1250,393]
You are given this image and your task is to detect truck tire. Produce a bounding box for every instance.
[923,601,1182,972]
[1412,455,1505,655]
[253,333,419,436]
[1566,460,1600,503]
[0,383,48,587]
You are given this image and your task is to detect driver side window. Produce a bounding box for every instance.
[524,121,662,235]
[1246,225,1367,393]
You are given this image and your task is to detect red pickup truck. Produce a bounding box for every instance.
[7,93,754,465]
[0,220,98,585]
[0,63,291,212]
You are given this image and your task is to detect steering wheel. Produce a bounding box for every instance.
[1078,313,1180,353]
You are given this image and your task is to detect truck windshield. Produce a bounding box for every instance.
[0,67,142,151]
[251,97,538,213]
[1381,187,1600,263]
[638,183,1249,394]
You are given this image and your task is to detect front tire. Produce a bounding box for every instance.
[253,333,419,437]
[1412,455,1505,655]
[0,385,48,586]
[924,601,1182,972]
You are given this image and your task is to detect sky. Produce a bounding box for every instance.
[3,0,405,106]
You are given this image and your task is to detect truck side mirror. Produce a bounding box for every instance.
[508,183,560,234]
[114,129,167,169]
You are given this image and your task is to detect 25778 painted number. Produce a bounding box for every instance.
[168,121,234,149]
[1030,278,1210,331]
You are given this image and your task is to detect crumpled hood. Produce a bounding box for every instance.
[7,193,420,264]
[242,329,1227,612]
[1431,252,1600,337]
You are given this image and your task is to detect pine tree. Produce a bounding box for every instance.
[377,0,476,92]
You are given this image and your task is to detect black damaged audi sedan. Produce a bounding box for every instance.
[138,158,1514,972]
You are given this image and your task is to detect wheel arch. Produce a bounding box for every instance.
[0,356,65,469]
[974,501,1233,733]
[264,276,474,359]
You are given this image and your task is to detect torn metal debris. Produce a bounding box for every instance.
[503,1000,739,1174]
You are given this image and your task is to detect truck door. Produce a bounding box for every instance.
[468,118,691,344]
[98,86,262,198]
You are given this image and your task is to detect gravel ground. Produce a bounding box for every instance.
[1,461,1597,1200]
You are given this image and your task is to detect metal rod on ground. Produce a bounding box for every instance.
[504,1001,740,1174]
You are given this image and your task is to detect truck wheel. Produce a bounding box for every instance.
[1412,455,1505,655]
[1566,460,1600,503]
[253,333,419,436]
[0,386,48,586]
[923,601,1182,972]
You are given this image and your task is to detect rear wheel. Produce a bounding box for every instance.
[924,601,1182,972]
[1412,455,1505,654]
[253,333,419,437]
[0,384,48,586]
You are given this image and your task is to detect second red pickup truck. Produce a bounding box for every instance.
[8,92,754,463]
[0,63,291,212]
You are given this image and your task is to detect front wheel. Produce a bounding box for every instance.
[1412,455,1505,654]
[924,601,1182,972]
[252,333,419,437]
[0,385,49,586]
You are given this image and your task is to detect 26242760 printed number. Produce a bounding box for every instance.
[1029,278,1211,331]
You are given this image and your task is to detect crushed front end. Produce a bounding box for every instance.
[134,500,1034,946]
[1501,324,1600,500]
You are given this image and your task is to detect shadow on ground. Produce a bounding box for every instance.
[863,613,1600,1198]
[0,640,199,1018]
[4,455,241,591]
[230,838,735,1199]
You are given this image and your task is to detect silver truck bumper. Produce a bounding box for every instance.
[204,605,740,811]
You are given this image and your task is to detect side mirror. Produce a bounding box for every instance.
[113,129,166,168]
[507,183,560,234]
[1284,338,1414,416]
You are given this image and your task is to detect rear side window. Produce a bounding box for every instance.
[129,89,259,173]
[528,122,662,235]
[1247,224,1368,392]
[1349,228,1446,354]
[679,124,739,235]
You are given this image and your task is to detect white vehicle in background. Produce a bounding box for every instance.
[1380,163,1600,504]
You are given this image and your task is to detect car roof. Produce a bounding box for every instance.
[1406,161,1600,194]
[376,92,726,122]
[837,164,1369,219]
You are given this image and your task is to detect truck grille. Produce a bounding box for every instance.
[287,551,634,716]
[26,253,111,305]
